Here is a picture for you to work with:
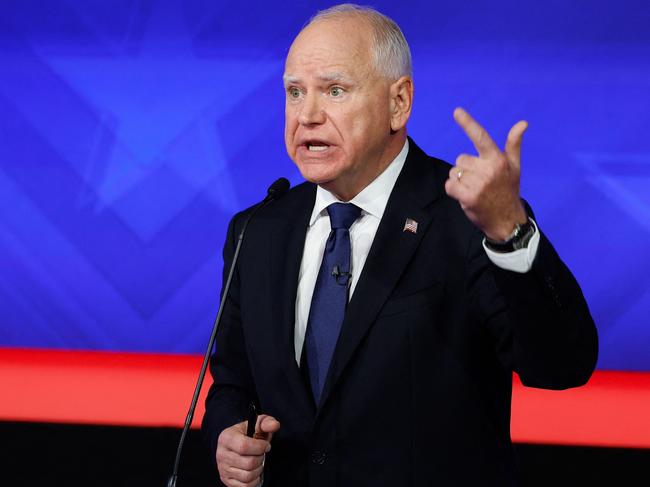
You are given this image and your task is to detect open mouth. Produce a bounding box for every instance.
[308,144,328,152]
[302,140,331,152]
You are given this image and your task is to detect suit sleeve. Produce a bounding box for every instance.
[201,213,258,464]
[467,223,598,390]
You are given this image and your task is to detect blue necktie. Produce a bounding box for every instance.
[304,202,361,406]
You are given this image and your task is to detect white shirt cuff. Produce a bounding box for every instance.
[482,219,540,273]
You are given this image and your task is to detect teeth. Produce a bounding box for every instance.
[308,145,328,152]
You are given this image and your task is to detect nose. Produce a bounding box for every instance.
[298,92,326,126]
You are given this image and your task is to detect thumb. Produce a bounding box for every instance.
[504,120,528,167]
[255,415,281,451]
[255,414,281,437]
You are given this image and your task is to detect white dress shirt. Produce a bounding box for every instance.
[293,140,540,362]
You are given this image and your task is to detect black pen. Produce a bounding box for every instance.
[246,402,258,438]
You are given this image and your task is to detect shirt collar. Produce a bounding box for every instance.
[309,139,409,226]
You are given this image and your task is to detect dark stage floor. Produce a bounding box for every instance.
[2,421,648,486]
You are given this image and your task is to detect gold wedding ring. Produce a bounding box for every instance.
[457,169,463,181]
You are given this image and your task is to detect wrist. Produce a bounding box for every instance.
[483,203,528,241]
[484,217,536,253]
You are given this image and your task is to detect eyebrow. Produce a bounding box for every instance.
[283,72,355,85]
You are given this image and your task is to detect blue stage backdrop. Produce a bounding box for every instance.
[0,1,648,371]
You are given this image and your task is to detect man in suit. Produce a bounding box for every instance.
[202,4,597,486]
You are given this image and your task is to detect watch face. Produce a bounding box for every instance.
[513,221,535,250]
[485,219,535,252]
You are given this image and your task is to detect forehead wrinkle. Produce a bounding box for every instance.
[317,72,355,84]
[283,70,356,86]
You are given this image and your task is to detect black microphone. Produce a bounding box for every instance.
[264,177,290,203]
[167,177,290,487]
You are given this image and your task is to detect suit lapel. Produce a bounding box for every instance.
[266,183,317,416]
[318,141,444,412]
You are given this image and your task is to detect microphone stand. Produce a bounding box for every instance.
[167,178,289,487]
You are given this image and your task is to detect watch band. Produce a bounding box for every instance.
[484,218,536,253]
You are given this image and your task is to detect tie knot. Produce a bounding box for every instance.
[327,202,361,230]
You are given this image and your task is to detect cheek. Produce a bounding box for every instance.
[347,111,380,148]
[284,111,298,149]
[330,108,361,144]
[345,97,384,133]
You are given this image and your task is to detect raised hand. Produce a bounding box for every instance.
[216,414,281,487]
[444,107,529,241]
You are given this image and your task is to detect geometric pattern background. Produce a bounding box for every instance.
[0,0,648,370]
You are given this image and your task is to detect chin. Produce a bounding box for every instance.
[296,164,337,185]
[294,156,343,184]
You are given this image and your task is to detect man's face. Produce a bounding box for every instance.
[284,18,395,200]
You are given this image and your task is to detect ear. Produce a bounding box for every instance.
[389,76,414,132]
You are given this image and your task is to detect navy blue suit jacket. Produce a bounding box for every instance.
[202,139,598,486]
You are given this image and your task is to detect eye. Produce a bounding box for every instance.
[329,86,344,97]
[287,87,302,99]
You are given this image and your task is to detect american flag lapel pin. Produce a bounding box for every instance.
[403,218,418,234]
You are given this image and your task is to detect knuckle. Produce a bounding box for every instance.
[216,448,226,463]
[456,153,472,166]
[218,425,240,446]
[234,437,248,454]
[444,180,456,198]
[484,165,496,179]
[241,469,257,483]
[217,430,229,445]
[243,456,258,470]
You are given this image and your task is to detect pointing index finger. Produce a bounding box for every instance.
[453,107,500,158]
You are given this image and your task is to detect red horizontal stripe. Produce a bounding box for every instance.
[0,348,209,428]
[511,370,650,448]
[1,348,649,447]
